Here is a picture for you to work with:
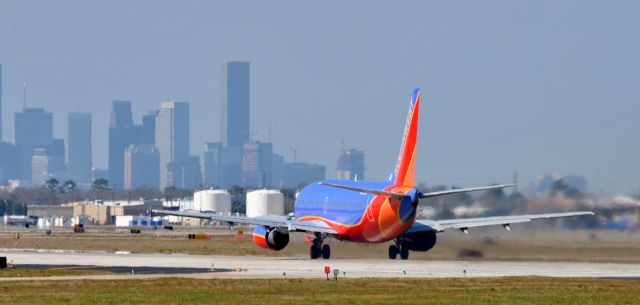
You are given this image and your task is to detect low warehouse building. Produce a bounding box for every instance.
[115,215,163,227]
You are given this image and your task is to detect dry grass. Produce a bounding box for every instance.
[0,266,108,278]
[0,277,637,305]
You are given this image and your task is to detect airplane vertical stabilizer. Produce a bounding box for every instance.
[389,88,420,188]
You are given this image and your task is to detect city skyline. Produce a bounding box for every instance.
[0,1,638,195]
[0,60,330,190]
[0,61,627,195]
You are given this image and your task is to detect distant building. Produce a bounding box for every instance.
[242,141,273,188]
[0,142,19,181]
[108,101,140,189]
[70,200,163,225]
[91,168,108,182]
[203,142,223,187]
[49,138,66,174]
[0,64,3,142]
[167,156,202,189]
[284,162,326,187]
[67,113,92,184]
[124,144,160,190]
[221,61,250,148]
[336,149,365,180]
[155,101,190,189]
[28,204,73,218]
[141,110,157,145]
[15,108,53,182]
[220,146,242,188]
[271,153,285,188]
[31,148,51,186]
[31,140,66,186]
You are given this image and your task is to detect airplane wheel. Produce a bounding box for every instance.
[322,244,331,259]
[388,245,398,260]
[310,245,321,259]
[400,246,409,260]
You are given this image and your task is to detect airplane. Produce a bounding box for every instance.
[154,88,594,260]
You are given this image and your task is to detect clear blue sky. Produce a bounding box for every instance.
[0,1,638,195]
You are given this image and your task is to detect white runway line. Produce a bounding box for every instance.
[1,249,639,279]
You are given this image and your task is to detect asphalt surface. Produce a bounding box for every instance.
[1,248,639,280]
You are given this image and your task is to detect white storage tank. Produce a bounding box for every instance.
[194,190,231,213]
[246,189,284,217]
[191,195,201,211]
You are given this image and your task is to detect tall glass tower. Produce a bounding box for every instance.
[68,112,92,184]
[15,108,53,181]
[221,61,250,148]
[108,100,139,188]
[155,101,190,189]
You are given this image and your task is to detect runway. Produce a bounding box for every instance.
[1,248,639,279]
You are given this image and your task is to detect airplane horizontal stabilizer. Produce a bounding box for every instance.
[319,182,407,198]
[419,184,516,199]
[409,211,595,233]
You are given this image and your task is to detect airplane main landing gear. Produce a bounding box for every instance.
[388,245,398,259]
[309,232,330,259]
[389,237,409,260]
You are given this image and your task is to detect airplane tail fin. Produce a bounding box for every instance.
[388,88,421,188]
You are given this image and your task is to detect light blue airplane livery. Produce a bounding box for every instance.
[155,88,594,259]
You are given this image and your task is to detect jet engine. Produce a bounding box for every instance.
[401,230,437,252]
[252,226,289,251]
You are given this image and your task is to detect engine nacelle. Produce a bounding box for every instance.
[401,230,437,252]
[252,226,289,251]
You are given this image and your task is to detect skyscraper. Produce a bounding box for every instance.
[0,64,16,182]
[31,139,65,186]
[124,144,160,190]
[15,108,53,181]
[155,101,189,189]
[0,142,18,181]
[108,100,140,189]
[220,146,242,188]
[221,61,250,148]
[49,138,66,174]
[68,113,92,184]
[0,64,3,142]
[167,156,202,189]
[241,141,273,187]
[141,110,158,145]
[336,149,365,180]
[203,142,223,187]
[31,148,51,186]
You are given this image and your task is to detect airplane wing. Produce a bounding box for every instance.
[152,209,338,234]
[420,184,516,199]
[407,211,594,233]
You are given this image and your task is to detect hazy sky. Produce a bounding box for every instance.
[0,1,638,195]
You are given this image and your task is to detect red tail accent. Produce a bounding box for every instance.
[392,89,420,188]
